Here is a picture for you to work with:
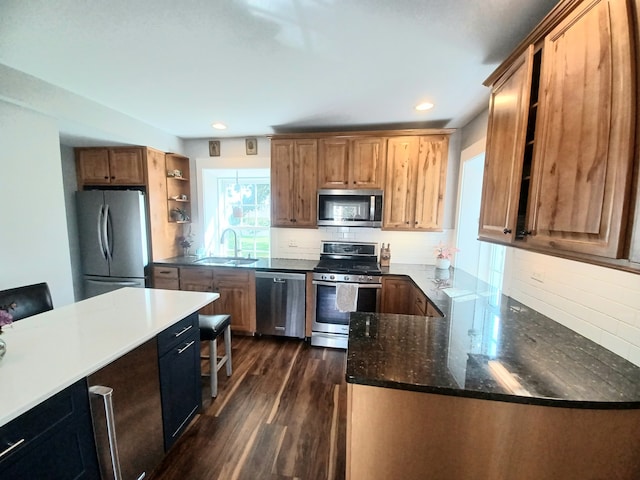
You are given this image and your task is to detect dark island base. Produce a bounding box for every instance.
[346,383,640,480]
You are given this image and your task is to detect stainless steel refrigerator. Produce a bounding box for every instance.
[76,190,148,299]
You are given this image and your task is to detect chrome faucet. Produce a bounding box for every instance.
[220,228,239,258]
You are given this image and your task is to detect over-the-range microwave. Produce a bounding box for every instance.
[317,189,383,228]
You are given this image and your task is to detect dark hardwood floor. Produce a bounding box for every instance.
[151,336,348,480]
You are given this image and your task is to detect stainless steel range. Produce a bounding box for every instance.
[311,241,382,349]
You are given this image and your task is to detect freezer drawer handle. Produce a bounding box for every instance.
[0,438,25,459]
[273,278,286,283]
[177,340,195,354]
[173,324,193,338]
[89,385,123,480]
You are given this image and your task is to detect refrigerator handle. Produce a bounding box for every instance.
[97,205,108,261]
[103,204,113,260]
[89,385,123,480]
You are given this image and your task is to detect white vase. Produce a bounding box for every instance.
[435,257,450,270]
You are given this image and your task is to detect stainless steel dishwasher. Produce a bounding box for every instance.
[255,271,306,338]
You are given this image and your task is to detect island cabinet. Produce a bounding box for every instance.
[318,136,386,189]
[383,135,449,231]
[271,139,318,227]
[0,379,99,479]
[157,312,201,451]
[76,147,146,186]
[480,0,636,260]
[178,267,256,334]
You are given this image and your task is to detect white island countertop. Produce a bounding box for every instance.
[0,287,218,427]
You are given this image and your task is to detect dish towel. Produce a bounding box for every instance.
[336,283,359,312]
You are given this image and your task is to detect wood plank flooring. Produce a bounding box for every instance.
[150,336,348,480]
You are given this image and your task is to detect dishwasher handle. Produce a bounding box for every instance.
[255,271,306,282]
[89,385,123,480]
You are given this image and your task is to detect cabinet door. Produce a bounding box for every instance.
[76,148,111,185]
[318,138,350,189]
[271,140,295,226]
[158,327,201,450]
[212,268,256,333]
[527,0,634,258]
[383,137,419,229]
[380,276,414,314]
[414,135,448,230]
[350,137,386,189]
[479,48,533,243]
[109,148,145,185]
[179,268,215,315]
[291,139,318,227]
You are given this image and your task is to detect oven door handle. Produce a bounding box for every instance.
[312,280,382,289]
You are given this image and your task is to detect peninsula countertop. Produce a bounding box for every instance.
[0,287,217,427]
[347,266,640,408]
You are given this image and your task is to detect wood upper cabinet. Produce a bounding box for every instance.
[271,139,318,227]
[318,136,386,189]
[76,147,145,185]
[526,0,634,258]
[383,135,448,231]
[480,0,635,261]
[479,47,534,244]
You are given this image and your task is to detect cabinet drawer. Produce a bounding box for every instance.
[157,313,199,357]
[0,379,91,465]
[180,268,214,282]
[154,278,179,290]
[153,266,178,279]
[212,267,251,284]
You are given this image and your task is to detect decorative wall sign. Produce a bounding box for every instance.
[209,140,220,157]
[245,138,257,155]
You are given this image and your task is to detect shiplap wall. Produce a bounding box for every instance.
[504,248,640,366]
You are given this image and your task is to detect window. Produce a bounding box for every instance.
[202,169,270,258]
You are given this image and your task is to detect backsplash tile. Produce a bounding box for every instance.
[505,248,640,366]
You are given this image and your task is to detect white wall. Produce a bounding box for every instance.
[0,101,75,306]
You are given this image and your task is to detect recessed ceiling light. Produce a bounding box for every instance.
[212,122,227,130]
[415,102,434,111]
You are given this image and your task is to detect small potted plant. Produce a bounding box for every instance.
[434,243,459,270]
[178,230,195,257]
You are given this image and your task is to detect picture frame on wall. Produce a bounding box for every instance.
[245,138,257,155]
[209,140,220,157]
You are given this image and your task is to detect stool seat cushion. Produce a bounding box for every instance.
[199,314,231,340]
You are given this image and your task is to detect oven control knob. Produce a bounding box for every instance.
[330,275,335,280]
[359,275,365,281]
[368,276,373,281]
[344,276,350,281]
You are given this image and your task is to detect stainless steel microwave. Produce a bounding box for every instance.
[317,189,383,227]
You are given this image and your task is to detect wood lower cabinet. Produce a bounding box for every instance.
[481,0,636,261]
[211,268,256,334]
[271,139,318,227]
[176,267,256,333]
[383,135,449,231]
[0,379,99,479]
[76,147,145,185]
[380,276,442,317]
[318,136,386,189]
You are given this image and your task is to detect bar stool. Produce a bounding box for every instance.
[199,314,232,398]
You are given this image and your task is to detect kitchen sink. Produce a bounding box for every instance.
[192,256,259,266]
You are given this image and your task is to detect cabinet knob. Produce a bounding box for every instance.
[503,228,512,235]
[406,221,410,224]
[110,176,116,180]
[519,230,532,236]
[104,176,109,179]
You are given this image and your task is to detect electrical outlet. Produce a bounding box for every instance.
[288,239,298,247]
[531,271,544,283]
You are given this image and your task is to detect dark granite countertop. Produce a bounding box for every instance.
[347,265,640,409]
[153,256,318,273]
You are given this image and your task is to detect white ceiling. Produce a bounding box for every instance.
[0,0,560,140]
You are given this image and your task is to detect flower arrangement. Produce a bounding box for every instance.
[178,234,194,249]
[0,301,16,334]
[434,242,459,260]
